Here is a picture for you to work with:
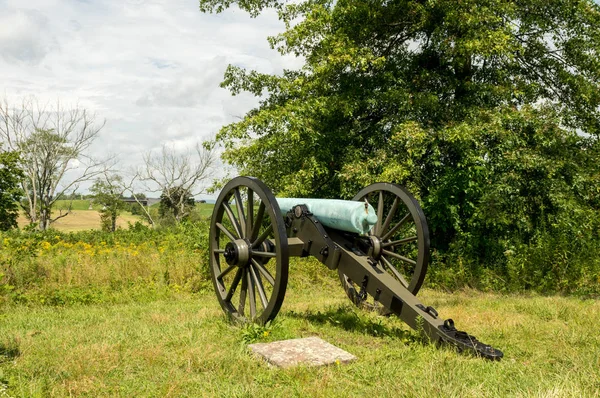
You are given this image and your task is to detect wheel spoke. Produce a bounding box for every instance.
[381,256,410,288]
[250,265,269,309]
[382,249,417,266]
[223,202,243,238]
[376,191,384,235]
[246,189,254,238]
[225,268,243,302]
[382,236,418,248]
[216,222,237,242]
[250,202,265,242]
[247,270,257,318]
[252,259,275,286]
[217,263,237,280]
[252,251,276,258]
[234,188,247,237]
[238,268,248,315]
[381,213,411,241]
[252,224,273,248]
[381,197,399,237]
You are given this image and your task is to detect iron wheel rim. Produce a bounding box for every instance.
[339,182,430,312]
[209,176,289,324]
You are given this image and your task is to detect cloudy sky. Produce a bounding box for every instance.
[0,0,300,197]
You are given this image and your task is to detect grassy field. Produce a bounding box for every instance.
[52,200,101,211]
[1,215,598,396]
[0,282,598,396]
[15,203,214,232]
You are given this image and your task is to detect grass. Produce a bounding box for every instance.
[0,222,598,396]
[53,200,100,211]
[194,203,215,219]
[0,281,598,396]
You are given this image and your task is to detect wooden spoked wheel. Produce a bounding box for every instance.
[339,183,430,313]
[209,176,289,324]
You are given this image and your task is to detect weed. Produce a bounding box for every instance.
[240,320,279,344]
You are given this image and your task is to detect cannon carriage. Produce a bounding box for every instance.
[209,176,503,360]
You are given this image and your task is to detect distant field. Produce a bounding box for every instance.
[53,199,101,211]
[53,200,214,215]
[16,202,214,231]
[195,203,214,218]
[17,210,143,232]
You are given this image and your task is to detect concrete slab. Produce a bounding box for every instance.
[248,336,356,368]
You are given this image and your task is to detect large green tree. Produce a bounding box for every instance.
[200,0,600,291]
[0,148,24,231]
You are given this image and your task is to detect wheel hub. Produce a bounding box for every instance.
[223,239,251,267]
[368,235,382,259]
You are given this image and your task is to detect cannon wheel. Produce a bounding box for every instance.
[339,183,430,313]
[209,176,289,324]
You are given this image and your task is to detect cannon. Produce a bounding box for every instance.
[209,176,503,360]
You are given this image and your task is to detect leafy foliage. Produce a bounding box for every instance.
[200,0,600,292]
[159,186,195,223]
[90,174,126,232]
[0,149,24,231]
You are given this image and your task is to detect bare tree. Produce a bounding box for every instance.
[0,96,111,230]
[120,174,156,228]
[137,141,216,223]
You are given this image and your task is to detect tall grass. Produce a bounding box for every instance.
[0,221,211,305]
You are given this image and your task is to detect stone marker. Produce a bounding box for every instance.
[248,336,356,368]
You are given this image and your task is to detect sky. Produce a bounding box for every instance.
[0,0,300,198]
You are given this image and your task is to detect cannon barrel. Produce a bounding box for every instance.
[276,198,377,234]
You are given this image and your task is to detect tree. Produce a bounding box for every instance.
[200,0,600,291]
[90,174,126,232]
[137,142,216,224]
[0,96,109,230]
[159,186,195,222]
[0,147,24,231]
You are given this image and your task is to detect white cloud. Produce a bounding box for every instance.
[0,8,56,63]
[135,56,229,108]
[0,0,300,196]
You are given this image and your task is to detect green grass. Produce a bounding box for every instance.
[193,203,214,219]
[53,200,100,211]
[0,283,598,396]
[1,226,598,396]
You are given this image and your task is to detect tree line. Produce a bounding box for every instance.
[198,0,600,292]
[0,97,216,232]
